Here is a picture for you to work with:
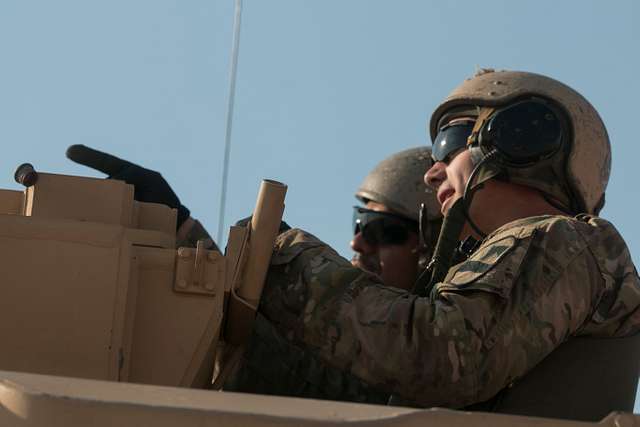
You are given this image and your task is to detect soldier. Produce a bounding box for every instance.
[220,148,441,402]
[66,144,442,291]
[234,69,640,419]
[351,147,441,291]
[65,143,443,404]
[67,70,640,419]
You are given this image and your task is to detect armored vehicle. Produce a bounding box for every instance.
[0,166,637,426]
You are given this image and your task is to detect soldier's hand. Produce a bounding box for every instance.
[66,144,190,229]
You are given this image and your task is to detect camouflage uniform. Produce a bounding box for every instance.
[226,213,640,408]
[225,70,640,409]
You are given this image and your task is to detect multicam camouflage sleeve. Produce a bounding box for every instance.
[240,215,640,408]
[222,312,390,403]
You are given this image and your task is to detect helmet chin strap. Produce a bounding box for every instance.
[412,149,502,296]
[462,149,501,239]
[413,197,467,297]
[412,107,502,296]
[460,106,503,240]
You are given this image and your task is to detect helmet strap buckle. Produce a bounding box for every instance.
[467,107,495,148]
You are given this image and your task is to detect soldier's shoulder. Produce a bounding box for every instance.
[271,228,345,266]
[484,215,632,273]
[275,228,325,249]
[485,214,617,244]
[442,215,620,299]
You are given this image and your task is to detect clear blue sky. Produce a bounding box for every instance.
[0,0,638,413]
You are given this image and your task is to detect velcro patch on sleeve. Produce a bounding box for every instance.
[450,236,516,285]
[437,232,534,299]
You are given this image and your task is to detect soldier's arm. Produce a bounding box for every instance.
[66,145,220,251]
[176,216,219,251]
[257,218,602,408]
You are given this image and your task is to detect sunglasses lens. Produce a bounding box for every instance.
[432,122,474,163]
[359,220,383,245]
[370,222,409,245]
[353,207,415,246]
[353,208,362,235]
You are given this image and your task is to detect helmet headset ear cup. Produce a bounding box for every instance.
[476,98,568,168]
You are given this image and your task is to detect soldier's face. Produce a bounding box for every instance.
[350,201,420,291]
[424,149,475,215]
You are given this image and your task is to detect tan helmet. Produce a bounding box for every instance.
[355,147,441,222]
[429,69,611,214]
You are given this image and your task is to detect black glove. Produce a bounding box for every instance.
[66,144,190,229]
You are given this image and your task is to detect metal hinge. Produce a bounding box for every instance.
[173,240,225,296]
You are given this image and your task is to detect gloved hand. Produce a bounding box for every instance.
[66,144,190,229]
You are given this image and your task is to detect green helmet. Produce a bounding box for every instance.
[430,69,611,214]
[355,147,441,222]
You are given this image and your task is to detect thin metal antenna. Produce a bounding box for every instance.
[217,0,243,243]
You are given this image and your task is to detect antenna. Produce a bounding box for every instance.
[217,0,243,243]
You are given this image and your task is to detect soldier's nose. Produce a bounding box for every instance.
[425,162,446,190]
[351,231,375,255]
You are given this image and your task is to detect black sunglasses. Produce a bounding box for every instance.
[352,206,418,246]
[431,121,474,164]
[432,100,565,166]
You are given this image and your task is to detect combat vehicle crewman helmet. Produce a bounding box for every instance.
[429,69,610,215]
[356,146,441,222]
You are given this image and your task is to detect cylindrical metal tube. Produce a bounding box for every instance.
[224,179,287,345]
